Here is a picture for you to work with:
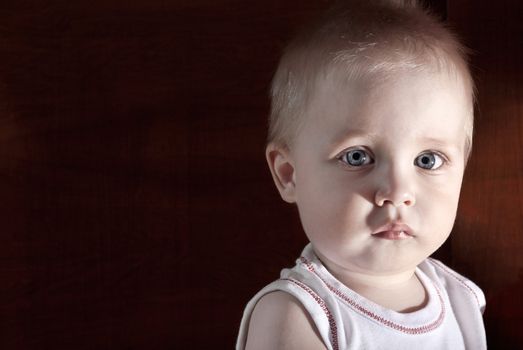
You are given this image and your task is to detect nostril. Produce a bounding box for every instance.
[375,190,415,207]
[403,197,416,206]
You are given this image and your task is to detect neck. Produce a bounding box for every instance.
[328,261,417,291]
[315,251,427,313]
[315,250,417,288]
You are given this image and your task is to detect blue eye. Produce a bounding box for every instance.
[415,152,444,170]
[340,149,373,167]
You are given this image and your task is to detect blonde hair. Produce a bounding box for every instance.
[268,0,474,157]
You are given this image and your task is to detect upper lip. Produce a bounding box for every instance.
[372,222,414,236]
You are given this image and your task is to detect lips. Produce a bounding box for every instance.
[372,222,414,240]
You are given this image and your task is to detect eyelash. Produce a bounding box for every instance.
[415,151,448,170]
[337,148,449,170]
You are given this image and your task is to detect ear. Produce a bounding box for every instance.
[265,143,297,203]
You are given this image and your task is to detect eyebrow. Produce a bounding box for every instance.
[417,136,462,149]
[329,132,462,154]
[330,128,377,148]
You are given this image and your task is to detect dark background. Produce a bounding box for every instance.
[0,0,521,349]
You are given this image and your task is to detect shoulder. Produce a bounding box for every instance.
[245,291,327,350]
[421,258,486,314]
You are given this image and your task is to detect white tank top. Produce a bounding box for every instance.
[237,244,486,350]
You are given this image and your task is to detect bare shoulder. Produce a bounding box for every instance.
[244,291,327,350]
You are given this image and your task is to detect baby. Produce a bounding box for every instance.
[237,1,486,349]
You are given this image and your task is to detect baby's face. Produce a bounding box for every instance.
[289,70,470,275]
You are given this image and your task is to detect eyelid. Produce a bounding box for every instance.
[417,150,449,170]
[336,146,372,158]
[335,148,451,169]
[421,150,450,163]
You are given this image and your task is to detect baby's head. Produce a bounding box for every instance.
[266,0,474,274]
[268,0,474,152]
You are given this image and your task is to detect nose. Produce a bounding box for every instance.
[374,166,416,207]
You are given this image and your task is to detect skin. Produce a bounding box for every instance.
[246,69,472,350]
[245,292,327,350]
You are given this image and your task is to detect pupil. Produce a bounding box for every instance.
[417,153,435,169]
[352,152,361,161]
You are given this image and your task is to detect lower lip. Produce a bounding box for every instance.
[372,231,413,240]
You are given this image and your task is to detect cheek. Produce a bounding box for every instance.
[421,168,464,203]
[297,175,371,234]
[298,170,366,208]
[419,180,462,230]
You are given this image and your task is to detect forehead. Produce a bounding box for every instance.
[300,69,472,148]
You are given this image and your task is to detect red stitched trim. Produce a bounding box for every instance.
[427,258,482,309]
[282,278,339,350]
[299,257,446,334]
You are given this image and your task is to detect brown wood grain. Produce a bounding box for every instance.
[0,1,324,348]
[448,1,523,348]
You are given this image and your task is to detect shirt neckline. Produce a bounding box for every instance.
[299,243,446,334]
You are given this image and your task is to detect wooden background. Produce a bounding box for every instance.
[0,0,521,349]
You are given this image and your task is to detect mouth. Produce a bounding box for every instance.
[372,222,414,240]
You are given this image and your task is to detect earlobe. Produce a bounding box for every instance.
[265,143,296,203]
